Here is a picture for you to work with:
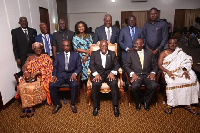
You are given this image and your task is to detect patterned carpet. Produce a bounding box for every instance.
[0,89,199,133]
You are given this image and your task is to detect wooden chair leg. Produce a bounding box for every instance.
[87,89,92,106]
[128,87,131,106]
[119,87,124,104]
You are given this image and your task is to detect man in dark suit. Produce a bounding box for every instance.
[11,17,37,77]
[35,23,53,58]
[93,14,119,44]
[89,40,120,117]
[49,40,82,114]
[124,38,158,111]
[119,15,143,64]
[52,19,74,59]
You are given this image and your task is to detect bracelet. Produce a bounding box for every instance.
[24,71,28,73]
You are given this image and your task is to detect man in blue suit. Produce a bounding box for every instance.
[49,40,82,114]
[93,14,120,44]
[35,23,53,58]
[119,15,143,64]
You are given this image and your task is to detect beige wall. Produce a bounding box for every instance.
[0,0,57,105]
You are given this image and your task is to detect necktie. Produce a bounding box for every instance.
[24,30,29,42]
[131,28,134,40]
[65,53,69,71]
[139,51,143,69]
[44,35,50,56]
[107,28,111,42]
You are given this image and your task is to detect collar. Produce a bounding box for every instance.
[137,49,144,53]
[58,29,67,33]
[21,27,28,31]
[100,50,108,55]
[148,19,160,24]
[64,51,70,55]
[129,26,135,29]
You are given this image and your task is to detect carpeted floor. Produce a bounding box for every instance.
[0,90,199,133]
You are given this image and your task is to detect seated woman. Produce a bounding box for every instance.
[72,21,93,91]
[158,38,199,115]
[15,42,53,118]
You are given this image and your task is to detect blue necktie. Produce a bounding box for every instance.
[131,28,134,40]
[44,35,50,56]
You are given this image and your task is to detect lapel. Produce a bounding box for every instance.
[19,28,28,41]
[126,26,132,41]
[68,51,73,69]
[105,50,111,68]
[110,27,114,42]
[143,49,148,69]
[61,52,65,67]
[97,50,103,68]
[101,25,107,40]
[134,50,142,69]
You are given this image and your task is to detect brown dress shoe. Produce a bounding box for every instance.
[71,105,77,113]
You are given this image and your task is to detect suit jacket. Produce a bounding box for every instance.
[93,25,120,44]
[124,49,158,76]
[119,26,143,60]
[52,51,82,78]
[35,34,53,55]
[89,50,120,76]
[11,27,37,65]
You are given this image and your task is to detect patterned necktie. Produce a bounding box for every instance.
[138,51,143,69]
[65,53,69,71]
[44,35,50,56]
[131,28,134,40]
[24,30,29,42]
[107,28,111,42]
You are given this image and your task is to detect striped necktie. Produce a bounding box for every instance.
[138,51,143,69]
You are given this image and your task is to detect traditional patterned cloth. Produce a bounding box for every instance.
[72,34,93,81]
[162,47,199,107]
[15,54,53,107]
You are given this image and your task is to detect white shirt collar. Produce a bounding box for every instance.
[100,50,108,55]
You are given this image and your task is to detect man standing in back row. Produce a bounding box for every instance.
[143,7,168,58]
[52,19,74,59]
[11,17,37,77]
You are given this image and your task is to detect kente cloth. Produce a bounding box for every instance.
[15,54,53,106]
[72,34,93,81]
[162,47,199,107]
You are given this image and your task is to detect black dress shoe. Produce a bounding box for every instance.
[136,103,141,111]
[114,106,119,117]
[52,104,62,114]
[71,105,77,113]
[93,107,98,116]
[144,102,149,111]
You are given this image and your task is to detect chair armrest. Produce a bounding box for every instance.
[77,73,82,84]
[125,72,130,83]
[156,71,165,83]
[118,68,122,81]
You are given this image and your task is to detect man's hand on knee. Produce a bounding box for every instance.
[92,74,102,82]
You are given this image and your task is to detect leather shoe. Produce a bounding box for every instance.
[136,103,141,111]
[144,102,149,111]
[93,107,98,116]
[71,105,77,113]
[114,106,119,117]
[52,104,62,114]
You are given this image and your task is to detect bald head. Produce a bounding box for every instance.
[62,40,71,53]
[99,40,108,54]
[40,23,48,34]
[104,14,112,28]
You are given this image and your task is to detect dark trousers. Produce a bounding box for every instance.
[49,76,78,105]
[91,75,119,108]
[131,74,158,105]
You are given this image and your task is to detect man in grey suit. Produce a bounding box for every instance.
[124,39,158,111]
[93,14,120,44]
[119,15,143,64]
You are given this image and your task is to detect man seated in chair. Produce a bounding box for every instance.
[89,40,120,117]
[49,40,82,114]
[124,38,158,111]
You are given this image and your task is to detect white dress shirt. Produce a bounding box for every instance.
[92,51,117,76]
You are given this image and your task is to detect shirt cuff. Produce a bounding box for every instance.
[111,70,117,75]
[74,73,77,76]
[151,72,156,75]
[125,47,129,51]
[130,72,134,77]
[92,71,98,77]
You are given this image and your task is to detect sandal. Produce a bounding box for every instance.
[165,105,172,114]
[27,109,34,118]
[20,109,28,118]
[184,106,199,115]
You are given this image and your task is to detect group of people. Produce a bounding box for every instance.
[11,7,199,118]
